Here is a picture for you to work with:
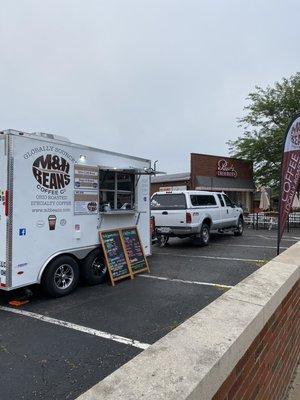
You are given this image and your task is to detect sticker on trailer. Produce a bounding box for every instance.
[74,165,99,190]
[60,218,67,226]
[36,220,45,228]
[74,191,98,215]
[0,261,6,286]
[19,228,27,236]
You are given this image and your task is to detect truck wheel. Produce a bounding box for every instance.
[200,223,210,246]
[234,217,244,236]
[42,256,79,297]
[193,223,210,246]
[81,248,108,285]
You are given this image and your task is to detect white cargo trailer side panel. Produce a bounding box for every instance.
[11,135,150,289]
[0,137,7,287]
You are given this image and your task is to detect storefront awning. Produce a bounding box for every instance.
[151,172,190,183]
[195,175,256,192]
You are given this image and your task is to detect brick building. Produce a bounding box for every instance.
[151,153,256,212]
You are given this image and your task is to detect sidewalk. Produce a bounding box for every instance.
[285,363,300,400]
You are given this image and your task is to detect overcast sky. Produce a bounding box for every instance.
[1,0,299,173]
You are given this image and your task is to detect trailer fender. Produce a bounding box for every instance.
[37,245,98,283]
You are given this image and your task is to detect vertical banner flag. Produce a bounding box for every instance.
[277,113,300,253]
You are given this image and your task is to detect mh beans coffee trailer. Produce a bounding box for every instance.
[0,129,152,297]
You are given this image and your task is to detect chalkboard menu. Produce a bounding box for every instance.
[100,230,133,286]
[121,227,150,275]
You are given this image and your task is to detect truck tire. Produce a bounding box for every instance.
[42,255,79,297]
[193,223,210,246]
[234,217,244,236]
[81,248,108,285]
[157,234,169,247]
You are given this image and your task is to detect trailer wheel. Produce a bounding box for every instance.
[42,256,79,297]
[81,248,108,285]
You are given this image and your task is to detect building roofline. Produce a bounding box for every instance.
[190,152,253,165]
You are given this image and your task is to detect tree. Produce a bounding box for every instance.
[228,73,300,193]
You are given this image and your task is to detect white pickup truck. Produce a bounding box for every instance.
[151,190,244,246]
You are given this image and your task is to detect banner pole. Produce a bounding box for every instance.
[277,194,281,255]
[277,123,286,256]
[277,132,285,255]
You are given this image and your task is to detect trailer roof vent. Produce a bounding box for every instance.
[32,132,71,142]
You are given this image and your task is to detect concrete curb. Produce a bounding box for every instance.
[77,241,300,400]
[285,363,300,400]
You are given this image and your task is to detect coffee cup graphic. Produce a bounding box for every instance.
[48,215,57,231]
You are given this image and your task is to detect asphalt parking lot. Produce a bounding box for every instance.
[0,229,299,400]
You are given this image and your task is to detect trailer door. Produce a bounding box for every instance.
[0,137,7,287]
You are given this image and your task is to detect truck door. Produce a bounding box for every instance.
[217,193,229,228]
[0,137,7,287]
[222,194,236,226]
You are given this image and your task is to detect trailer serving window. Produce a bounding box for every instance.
[99,170,135,212]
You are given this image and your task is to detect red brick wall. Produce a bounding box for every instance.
[212,280,300,400]
[190,153,253,189]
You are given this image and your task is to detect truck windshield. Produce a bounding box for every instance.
[151,194,187,210]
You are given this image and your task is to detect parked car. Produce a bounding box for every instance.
[151,190,244,246]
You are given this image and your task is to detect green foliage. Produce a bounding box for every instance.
[228,73,300,192]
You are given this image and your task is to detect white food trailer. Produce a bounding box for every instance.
[0,129,152,297]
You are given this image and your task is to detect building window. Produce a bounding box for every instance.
[99,171,135,211]
[190,195,217,206]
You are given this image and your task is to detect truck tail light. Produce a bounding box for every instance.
[4,190,9,216]
[186,212,192,223]
[150,216,155,235]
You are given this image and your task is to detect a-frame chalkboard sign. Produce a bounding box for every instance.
[120,227,150,275]
[99,227,150,286]
[99,229,133,286]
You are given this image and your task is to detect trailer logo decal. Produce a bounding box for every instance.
[17,262,28,268]
[87,202,97,212]
[32,155,71,190]
[19,228,27,236]
[36,220,45,228]
[48,215,57,231]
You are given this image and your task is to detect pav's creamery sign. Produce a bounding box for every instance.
[216,159,237,178]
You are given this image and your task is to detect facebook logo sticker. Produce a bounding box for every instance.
[19,228,26,236]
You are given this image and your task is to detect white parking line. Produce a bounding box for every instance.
[139,274,233,290]
[0,306,150,350]
[213,243,288,250]
[152,252,265,263]
[246,234,300,242]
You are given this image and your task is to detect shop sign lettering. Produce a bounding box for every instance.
[217,159,237,178]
